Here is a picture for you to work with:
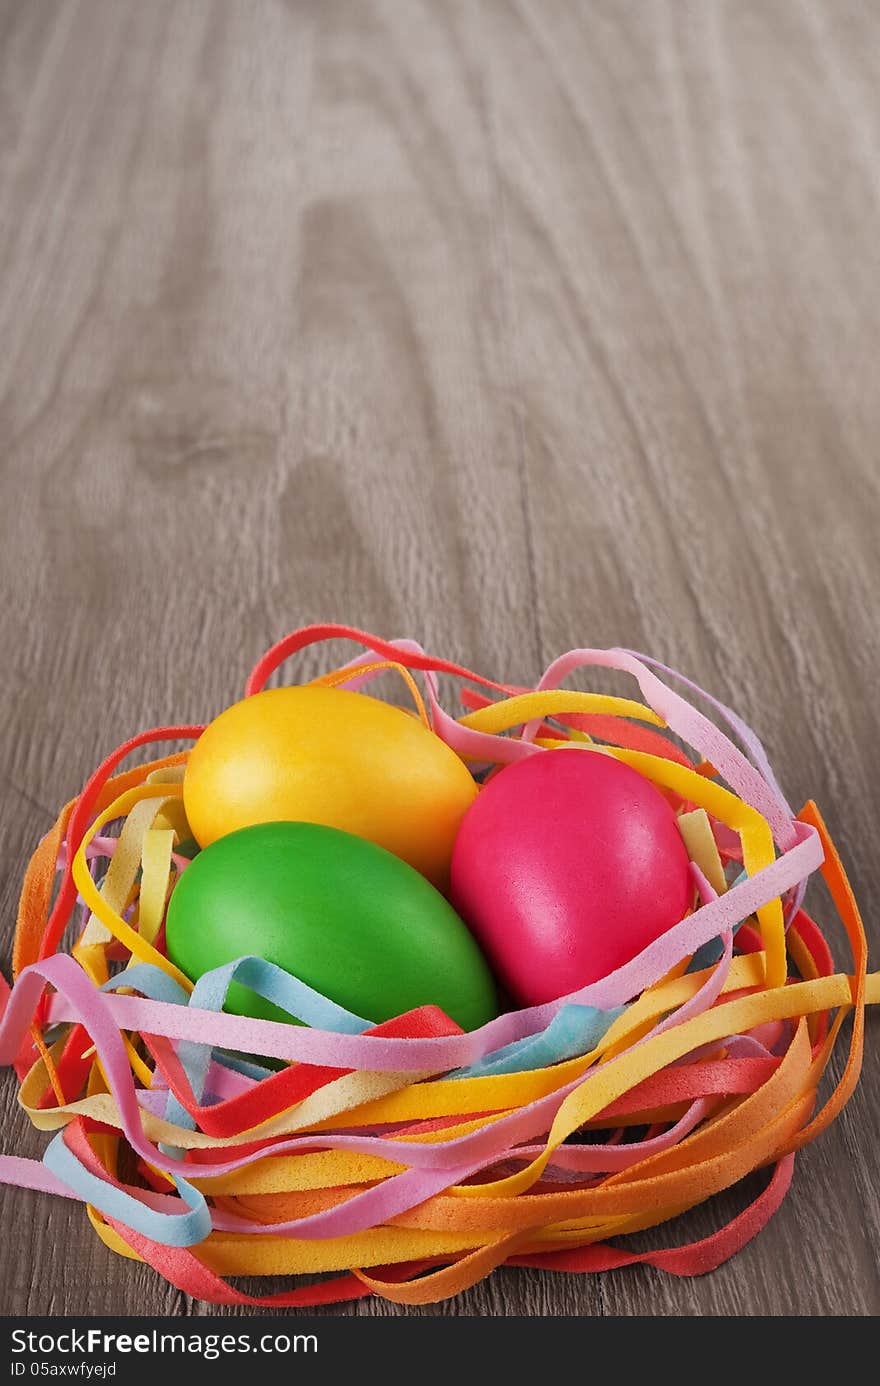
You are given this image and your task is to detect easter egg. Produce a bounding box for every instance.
[450,748,692,1006]
[183,685,477,886]
[165,820,498,1031]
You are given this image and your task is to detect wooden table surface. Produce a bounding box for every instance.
[1,0,878,1318]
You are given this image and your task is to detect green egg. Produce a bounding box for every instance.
[164,820,498,1032]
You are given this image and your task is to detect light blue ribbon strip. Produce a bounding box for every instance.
[101,964,190,1006]
[450,1003,624,1078]
[688,869,748,971]
[187,955,371,1035]
[42,1131,211,1248]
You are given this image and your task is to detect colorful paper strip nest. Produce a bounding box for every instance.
[0,624,877,1308]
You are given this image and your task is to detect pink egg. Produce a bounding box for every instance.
[450,748,692,1007]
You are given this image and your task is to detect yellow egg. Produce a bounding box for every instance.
[183,685,478,886]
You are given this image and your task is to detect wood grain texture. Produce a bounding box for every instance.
[1,0,878,1317]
